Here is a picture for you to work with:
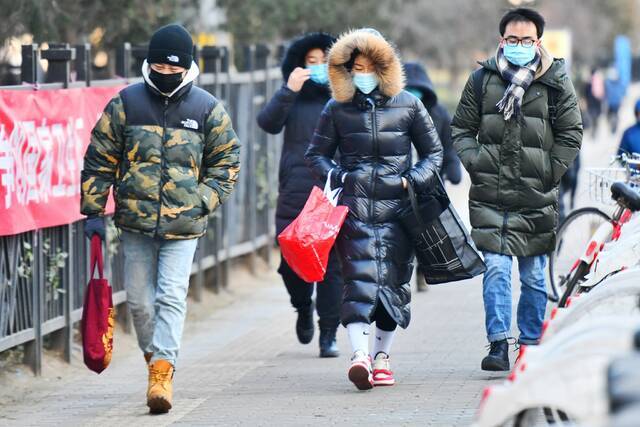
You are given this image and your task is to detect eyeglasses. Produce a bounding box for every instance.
[503,37,536,48]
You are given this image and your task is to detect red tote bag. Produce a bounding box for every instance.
[81,235,115,374]
[278,171,349,282]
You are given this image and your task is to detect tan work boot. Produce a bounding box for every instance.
[147,359,174,414]
[144,352,153,364]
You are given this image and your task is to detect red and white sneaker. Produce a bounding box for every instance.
[372,352,395,386]
[348,351,373,390]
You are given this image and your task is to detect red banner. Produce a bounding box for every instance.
[0,86,124,236]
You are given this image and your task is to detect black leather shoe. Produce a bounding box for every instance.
[481,339,510,371]
[319,327,340,358]
[295,303,314,344]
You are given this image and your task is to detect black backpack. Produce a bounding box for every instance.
[471,67,558,126]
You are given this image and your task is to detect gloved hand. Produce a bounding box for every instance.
[84,216,106,240]
[329,169,347,189]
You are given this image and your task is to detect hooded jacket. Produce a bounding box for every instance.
[451,47,582,256]
[404,62,461,184]
[81,61,241,239]
[305,29,443,328]
[257,32,335,235]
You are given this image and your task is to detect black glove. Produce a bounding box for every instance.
[84,216,106,240]
[330,170,347,189]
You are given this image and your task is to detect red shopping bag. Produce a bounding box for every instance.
[81,235,115,374]
[278,174,349,282]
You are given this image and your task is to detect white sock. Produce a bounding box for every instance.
[372,327,396,358]
[346,322,370,355]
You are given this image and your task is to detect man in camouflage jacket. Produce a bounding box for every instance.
[80,24,240,414]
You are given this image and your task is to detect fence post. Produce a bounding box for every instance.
[20,44,38,84]
[62,225,74,362]
[41,44,75,88]
[201,45,223,292]
[255,43,272,265]
[222,46,232,288]
[192,44,203,301]
[201,46,219,75]
[130,45,147,77]
[245,45,258,274]
[266,45,278,267]
[75,43,91,86]
[23,230,43,375]
[116,43,131,78]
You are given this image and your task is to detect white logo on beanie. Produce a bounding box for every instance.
[167,55,179,63]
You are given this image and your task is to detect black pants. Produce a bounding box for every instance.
[278,249,343,330]
[372,303,397,332]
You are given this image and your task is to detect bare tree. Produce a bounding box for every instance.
[383,0,507,86]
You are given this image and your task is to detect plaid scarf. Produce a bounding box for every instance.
[495,47,541,121]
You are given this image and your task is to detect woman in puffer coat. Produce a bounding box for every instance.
[305,28,443,390]
[257,32,343,359]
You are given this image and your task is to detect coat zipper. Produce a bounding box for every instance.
[368,98,377,220]
[155,97,169,237]
[368,98,383,298]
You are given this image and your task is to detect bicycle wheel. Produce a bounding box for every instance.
[558,261,590,307]
[548,207,611,302]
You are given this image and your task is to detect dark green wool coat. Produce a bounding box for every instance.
[451,56,583,257]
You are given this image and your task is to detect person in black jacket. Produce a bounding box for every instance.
[403,62,462,293]
[404,62,461,186]
[257,32,343,358]
[305,28,443,390]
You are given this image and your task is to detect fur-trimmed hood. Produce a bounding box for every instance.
[328,28,405,103]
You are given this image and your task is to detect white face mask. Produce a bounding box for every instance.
[352,72,379,94]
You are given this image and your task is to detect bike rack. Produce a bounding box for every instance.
[582,239,640,288]
[542,268,640,342]
[474,318,640,427]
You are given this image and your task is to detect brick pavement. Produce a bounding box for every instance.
[0,253,504,427]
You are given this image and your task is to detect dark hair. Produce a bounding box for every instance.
[344,48,361,72]
[499,8,545,39]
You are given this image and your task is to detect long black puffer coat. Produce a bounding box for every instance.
[257,32,335,235]
[305,29,443,328]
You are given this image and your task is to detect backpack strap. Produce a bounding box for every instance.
[472,68,485,117]
[473,65,559,127]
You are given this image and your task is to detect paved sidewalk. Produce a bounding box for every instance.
[0,258,500,427]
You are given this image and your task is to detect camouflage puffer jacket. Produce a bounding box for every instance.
[81,70,240,240]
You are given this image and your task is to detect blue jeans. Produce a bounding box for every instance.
[121,231,198,366]
[482,252,547,345]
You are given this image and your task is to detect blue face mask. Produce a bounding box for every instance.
[307,63,329,85]
[503,44,537,67]
[406,87,423,99]
[353,72,378,94]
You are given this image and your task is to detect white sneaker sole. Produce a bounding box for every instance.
[373,378,395,386]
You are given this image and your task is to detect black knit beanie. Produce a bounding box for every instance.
[147,24,193,69]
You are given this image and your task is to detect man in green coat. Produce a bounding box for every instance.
[452,8,582,371]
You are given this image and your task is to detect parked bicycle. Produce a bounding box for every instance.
[548,154,640,307]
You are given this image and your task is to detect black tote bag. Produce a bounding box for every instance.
[400,175,486,284]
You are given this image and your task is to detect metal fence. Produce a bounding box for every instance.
[0,42,284,374]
